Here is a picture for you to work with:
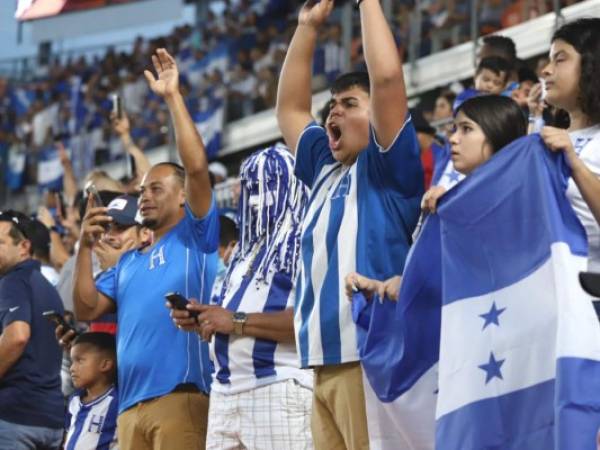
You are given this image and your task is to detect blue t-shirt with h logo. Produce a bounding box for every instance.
[96,201,219,413]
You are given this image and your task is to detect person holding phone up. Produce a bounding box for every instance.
[72,49,219,450]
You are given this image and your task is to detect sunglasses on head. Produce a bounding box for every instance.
[0,211,31,241]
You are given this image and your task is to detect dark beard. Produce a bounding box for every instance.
[142,218,159,229]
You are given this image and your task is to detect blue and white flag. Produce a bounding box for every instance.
[37,146,63,191]
[5,145,26,191]
[431,141,465,190]
[435,134,600,449]
[188,43,229,85]
[194,98,224,159]
[357,134,600,450]
[355,204,442,449]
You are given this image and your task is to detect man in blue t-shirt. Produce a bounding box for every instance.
[0,211,64,449]
[276,1,424,448]
[72,49,219,450]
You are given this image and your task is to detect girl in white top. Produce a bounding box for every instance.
[539,18,600,271]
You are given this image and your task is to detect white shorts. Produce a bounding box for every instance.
[207,379,313,450]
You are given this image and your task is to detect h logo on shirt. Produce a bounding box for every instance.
[149,245,166,270]
[88,414,105,433]
[331,173,352,199]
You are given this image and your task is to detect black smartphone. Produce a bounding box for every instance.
[165,292,199,318]
[42,310,79,335]
[85,182,104,207]
[112,94,123,119]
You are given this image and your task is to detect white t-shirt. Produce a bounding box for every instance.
[568,125,600,271]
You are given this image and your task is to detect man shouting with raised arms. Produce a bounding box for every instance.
[276,1,424,448]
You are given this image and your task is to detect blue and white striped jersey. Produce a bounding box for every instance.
[64,386,118,450]
[294,118,424,368]
[210,243,313,394]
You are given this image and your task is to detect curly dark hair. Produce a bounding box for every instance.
[552,18,600,124]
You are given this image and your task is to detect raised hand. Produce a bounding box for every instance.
[527,83,545,118]
[80,195,112,248]
[111,111,131,137]
[56,142,71,168]
[37,206,56,229]
[94,238,136,271]
[299,0,335,29]
[143,48,180,98]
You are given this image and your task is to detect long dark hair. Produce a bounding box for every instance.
[552,18,600,125]
[455,95,527,154]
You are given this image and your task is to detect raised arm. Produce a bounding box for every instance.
[360,0,409,148]
[112,112,152,179]
[276,0,334,153]
[144,49,212,218]
[57,142,77,207]
[72,196,116,321]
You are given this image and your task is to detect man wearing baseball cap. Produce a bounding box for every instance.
[89,194,152,335]
[96,194,152,271]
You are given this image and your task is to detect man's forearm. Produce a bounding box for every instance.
[277,25,317,119]
[276,24,319,151]
[360,0,405,86]
[165,92,208,176]
[120,133,151,176]
[360,0,408,147]
[62,163,78,207]
[49,232,70,270]
[0,330,28,379]
[242,309,295,344]
[72,246,101,321]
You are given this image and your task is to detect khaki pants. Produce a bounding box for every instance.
[117,391,209,450]
[312,362,369,450]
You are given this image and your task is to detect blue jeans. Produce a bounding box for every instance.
[0,419,62,450]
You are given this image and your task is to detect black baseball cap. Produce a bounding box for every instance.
[0,210,35,241]
[580,272,600,298]
[106,195,141,227]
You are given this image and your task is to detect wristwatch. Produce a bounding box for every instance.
[232,312,248,336]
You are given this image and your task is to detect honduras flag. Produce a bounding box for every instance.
[194,98,224,160]
[357,134,600,450]
[188,43,230,85]
[5,145,26,191]
[431,141,465,190]
[37,146,64,192]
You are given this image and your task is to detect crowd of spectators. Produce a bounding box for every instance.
[0,0,599,447]
[0,0,588,196]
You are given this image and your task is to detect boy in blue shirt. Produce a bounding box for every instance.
[65,332,118,450]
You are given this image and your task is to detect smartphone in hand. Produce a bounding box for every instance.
[165,292,199,319]
[42,310,79,336]
[84,182,104,207]
[112,94,123,119]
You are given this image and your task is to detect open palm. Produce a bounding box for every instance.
[144,48,180,98]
